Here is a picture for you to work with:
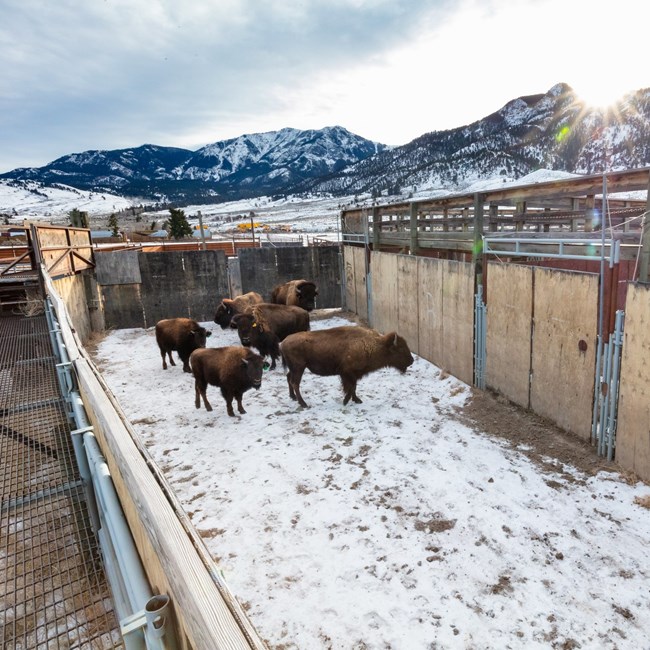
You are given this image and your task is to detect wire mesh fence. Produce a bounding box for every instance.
[1,314,123,649]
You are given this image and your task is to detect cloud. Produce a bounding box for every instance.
[0,0,451,169]
[1,0,647,172]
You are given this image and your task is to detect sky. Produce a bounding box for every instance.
[92,312,650,649]
[2,0,649,173]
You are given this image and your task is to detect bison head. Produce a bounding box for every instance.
[241,351,265,389]
[231,313,261,347]
[214,299,235,329]
[192,326,211,348]
[382,332,414,373]
[295,281,318,311]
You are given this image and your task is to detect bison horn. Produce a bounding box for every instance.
[223,298,234,306]
[241,358,249,366]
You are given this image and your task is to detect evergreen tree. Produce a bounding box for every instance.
[108,213,120,237]
[167,208,192,240]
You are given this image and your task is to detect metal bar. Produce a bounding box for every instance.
[598,340,612,456]
[606,310,625,461]
[1,480,85,512]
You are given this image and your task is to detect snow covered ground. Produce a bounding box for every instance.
[91,312,650,650]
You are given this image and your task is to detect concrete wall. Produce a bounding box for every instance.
[96,249,229,329]
[95,246,343,329]
[615,283,650,481]
[238,246,342,308]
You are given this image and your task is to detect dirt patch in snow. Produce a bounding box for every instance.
[457,387,639,483]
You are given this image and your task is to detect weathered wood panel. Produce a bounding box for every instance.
[530,268,598,439]
[396,254,419,353]
[52,273,92,343]
[36,226,93,276]
[438,260,474,385]
[417,257,444,365]
[343,245,368,321]
[615,283,650,480]
[486,263,533,408]
[370,251,398,336]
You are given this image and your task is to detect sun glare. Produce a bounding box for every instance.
[573,82,631,110]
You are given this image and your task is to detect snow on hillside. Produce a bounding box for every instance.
[0,180,134,222]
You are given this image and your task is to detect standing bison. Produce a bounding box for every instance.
[280,326,414,407]
[155,318,211,373]
[190,347,265,417]
[213,291,263,329]
[271,279,318,311]
[231,303,310,370]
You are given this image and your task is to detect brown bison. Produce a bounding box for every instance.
[271,279,318,311]
[155,318,211,372]
[190,346,265,416]
[280,326,414,407]
[231,303,310,370]
[213,291,263,329]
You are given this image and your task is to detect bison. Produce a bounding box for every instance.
[190,346,265,416]
[231,303,310,370]
[213,291,263,329]
[271,279,318,311]
[280,326,414,407]
[155,318,211,373]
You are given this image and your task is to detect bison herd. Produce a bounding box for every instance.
[154,278,414,416]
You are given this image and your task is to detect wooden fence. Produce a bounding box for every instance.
[343,245,650,480]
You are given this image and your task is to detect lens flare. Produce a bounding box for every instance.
[556,126,570,142]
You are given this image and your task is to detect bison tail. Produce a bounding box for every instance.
[279,343,288,370]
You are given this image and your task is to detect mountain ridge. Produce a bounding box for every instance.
[3,83,650,204]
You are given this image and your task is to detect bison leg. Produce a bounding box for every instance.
[225,397,236,417]
[286,370,296,400]
[288,366,308,408]
[168,352,176,367]
[235,391,246,414]
[341,375,361,405]
[221,389,237,416]
[195,380,212,411]
[160,349,169,370]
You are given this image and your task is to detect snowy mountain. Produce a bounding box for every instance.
[2,83,649,206]
[304,83,650,196]
[0,127,385,203]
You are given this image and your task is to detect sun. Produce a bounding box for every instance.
[572,81,632,110]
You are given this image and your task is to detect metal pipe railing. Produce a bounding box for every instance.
[43,288,177,650]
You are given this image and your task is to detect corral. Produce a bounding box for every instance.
[1,167,650,649]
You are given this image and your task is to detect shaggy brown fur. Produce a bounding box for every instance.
[271,279,318,311]
[155,318,210,372]
[232,303,310,370]
[280,325,414,407]
[213,291,263,329]
[190,346,265,416]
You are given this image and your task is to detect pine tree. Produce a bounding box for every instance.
[108,213,119,237]
[167,208,192,240]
